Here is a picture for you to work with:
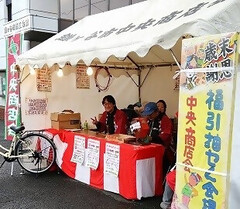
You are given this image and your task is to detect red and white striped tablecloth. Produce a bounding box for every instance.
[47,129,165,200]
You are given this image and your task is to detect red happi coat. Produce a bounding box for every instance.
[159,114,173,147]
[149,114,173,147]
[98,109,128,134]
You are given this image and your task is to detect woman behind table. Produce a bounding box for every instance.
[92,95,128,134]
[156,99,173,147]
[156,100,175,169]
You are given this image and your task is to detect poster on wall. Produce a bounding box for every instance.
[36,65,52,92]
[5,33,23,140]
[25,98,48,115]
[173,32,238,209]
[76,65,90,89]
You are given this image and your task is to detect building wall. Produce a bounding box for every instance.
[0,0,7,71]
[12,0,29,20]
[0,0,59,106]
[12,0,58,20]
[61,0,146,20]
[0,0,6,106]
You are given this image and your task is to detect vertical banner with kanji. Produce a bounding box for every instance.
[76,65,90,89]
[172,32,238,209]
[5,34,23,140]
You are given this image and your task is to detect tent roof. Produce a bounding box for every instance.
[17,0,240,69]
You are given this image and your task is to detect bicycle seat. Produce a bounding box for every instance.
[10,125,25,134]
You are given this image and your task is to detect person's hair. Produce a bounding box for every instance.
[156,99,167,112]
[102,95,116,106]
[127,104,134,109]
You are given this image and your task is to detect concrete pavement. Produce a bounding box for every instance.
[0,120,162,209]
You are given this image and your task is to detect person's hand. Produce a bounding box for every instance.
[91,117,98,125]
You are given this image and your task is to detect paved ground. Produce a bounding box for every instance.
[0,120,162,209]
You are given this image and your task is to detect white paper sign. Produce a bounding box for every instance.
[104,143,120,177]
[71,135,86,164]
[86,139,100,170]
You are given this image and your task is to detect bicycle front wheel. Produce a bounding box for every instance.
[15,133,56,174]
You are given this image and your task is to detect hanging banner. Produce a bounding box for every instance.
[76,65,90,89]
[36,65,52,92]
[5,34,23,140]
[173,32,238,209]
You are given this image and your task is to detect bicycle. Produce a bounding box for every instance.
[0,125,56,174]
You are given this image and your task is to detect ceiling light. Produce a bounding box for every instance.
[29,67,36,75]
[86,67,93,76]
[57,68,63,77]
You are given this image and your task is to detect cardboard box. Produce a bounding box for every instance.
[50,112,81,129]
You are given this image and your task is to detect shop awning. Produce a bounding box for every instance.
[17,0,240,68]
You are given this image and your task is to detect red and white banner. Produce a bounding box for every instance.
[5,34,23,140]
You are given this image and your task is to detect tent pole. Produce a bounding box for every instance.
[138,69,141,103]
[124,69,141,103]
[107,0,110,11]
[169,49,182,79]
[169,49,182,70]
[126,55,142,103]
[126,55,139,68]
[89,0,92,15]
[73,0,75,24]
[125,70,138,86]
[58,0,61,31]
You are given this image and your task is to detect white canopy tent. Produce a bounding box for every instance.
[17,0,240,68]
[16,0,240,131]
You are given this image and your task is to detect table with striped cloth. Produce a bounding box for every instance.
[47,129,165,200]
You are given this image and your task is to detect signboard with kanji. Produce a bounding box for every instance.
[173,32,238,209]
[5,34,23,140]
